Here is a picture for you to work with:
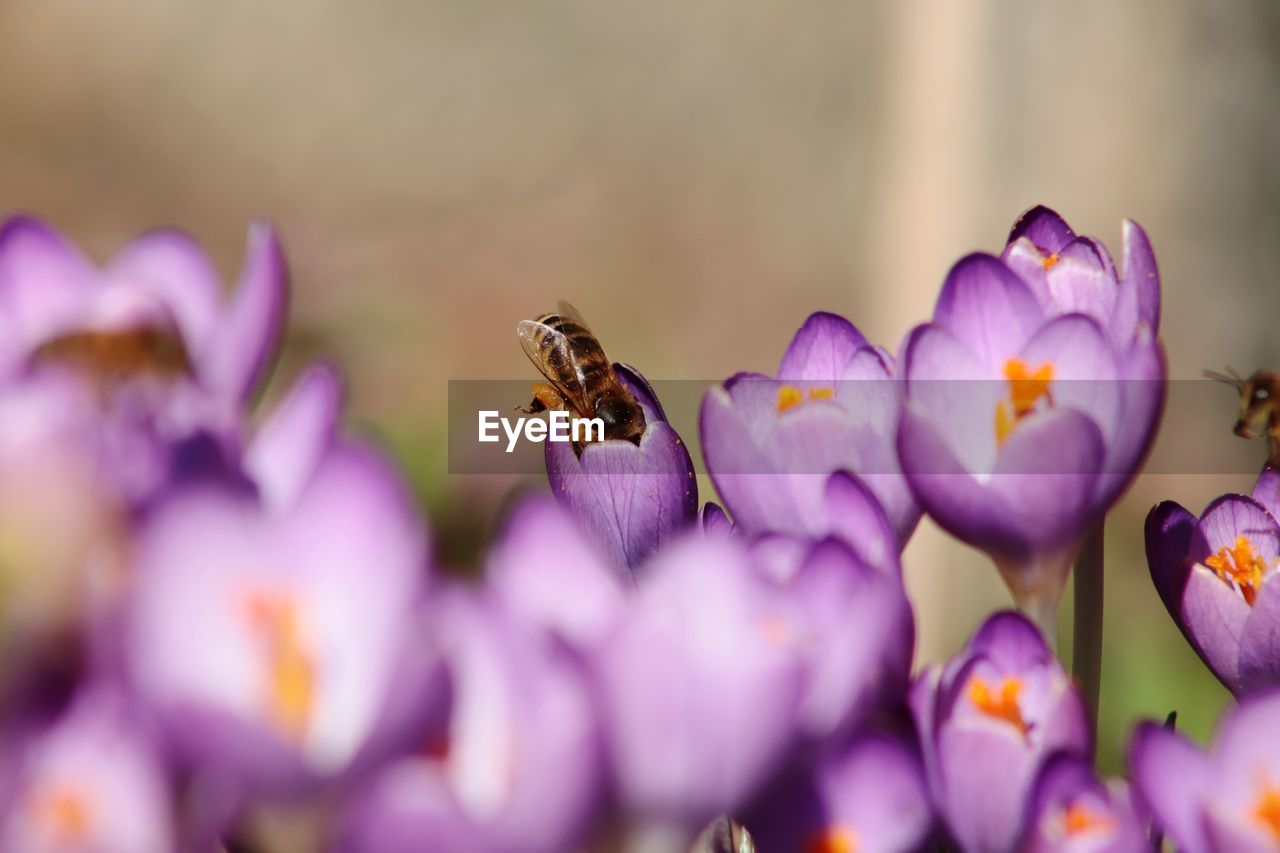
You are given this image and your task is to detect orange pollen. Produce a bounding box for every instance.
[805,825,858,853]
[1041,251,1060,271]
[995,358,1054,446]
[1061,801,1114,837]
[968,676,1028,735]
[777,385,835,413]
[1254,783,1280,839]
[35,788,92,843]
[759,615,792,646]
[1205,535,1268,606]
[245,594,315,741]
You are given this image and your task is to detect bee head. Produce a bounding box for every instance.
[595,391,647,444]
[1236,372,1280,438]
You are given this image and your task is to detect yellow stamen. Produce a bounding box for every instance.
[968,676,1027,735]
[805,825,858,853]
[1061,801,1114,836]
[995,358,1054,446]
[1205,535,1268,607]
[777,385,835,413]
[34,787,92,843]
[1254,783,1280,840]
[1041,252,1060,271]
[245,594,315,741]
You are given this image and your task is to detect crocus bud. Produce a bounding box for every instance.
[1147,464,1280,695]
[911,612,1091,851]
[546,363,696,573]
[1019,753,1151,852]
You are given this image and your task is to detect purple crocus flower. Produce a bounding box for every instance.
[546,363,696,572]
[701,312,920,546]
[912,611,1091,852]
[0,688,174,853]
[898,212,1165,626]
[1019,753,1151,852]
[0,215,286,406]
[1130,688,1280,852]
[744,733,934,853]
[1146,465,1280,695]
[590,534,805,840]
[339,587,601,853]
[123,438,440,796]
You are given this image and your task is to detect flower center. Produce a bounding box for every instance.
[1041,251,1060,271]
[244,593,315,741]
[1255,782,1280,840]
[1060,801,1114,837]
[995,358,1054,446]
[805,825,858,853]
[1205,535,1268,606]
[32,786,92,844]
[968,675,1027,735]
[777,385,834,413]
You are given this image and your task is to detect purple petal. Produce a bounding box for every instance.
[1121,219,1160,331]
[936,721,1040,851]
[1239,580,1280,694]
[822,471,901,573]
[1022,754,1150,853]
[0,216,96,357]
[933,253,1045,375]
[1145,502,1201,622]
[1128,722,1211,853]
[1199,495,1280,563]
[1017,313,1122,446]
[1252,465,1280,521]
[201,221,288,402]
[967,610,1055,673]
[1182,566,1250,692]
[698,501,734,537]
[777,311,869,381]
[107,228,223,353]
[245,363,344,510]
[1008,206,1077,254]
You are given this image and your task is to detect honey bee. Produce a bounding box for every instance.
[1206,367,1280,465]
[30,326,192,385]
[517,301,646,449]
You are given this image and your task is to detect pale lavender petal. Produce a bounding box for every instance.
[245,363,344,510]
[1008,205,1077,253]
[933,253,1045,375]
[1181,566,1250,691]
[0,216,97,357]
[1252,465,1280,521]
[107,229,222,353]
[1239,580,1280,694]
[1128,722,1211,853]
[777,311,868,381]
[1121,219,1160,331]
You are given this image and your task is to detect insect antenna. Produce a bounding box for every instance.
[1203,366,1245,389]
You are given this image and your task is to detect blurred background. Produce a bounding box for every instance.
[1,0,1277,773]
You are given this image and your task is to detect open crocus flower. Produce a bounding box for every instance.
[1019,754,1151,852]
[744,733,934,853]
[123,440,440,796]
[1146,465,1280,695]
[339,588,601,853]
[0,215,286,408]
[1130,688,1280,852]
[1002,206,1160,350]
[546,364,696,572]
[898,239,1165,628]
[590,535,805,840]
[701,312,919,546]
[912,612,1091,852]
[0,688,174,853]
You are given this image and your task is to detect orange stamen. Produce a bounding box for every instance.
[805,825,858,853]
[1205,535,1268,606]
[995,358,1054,446]
[808,387,834,402]
[245,594,315,741]
[759,615,792,646]
[968,676,1027,735]
[1254,783,1280,840]
[1041,252,1060,271]
[777,385,835,413]
[34,787,92,843]
[1061,801,1114,836]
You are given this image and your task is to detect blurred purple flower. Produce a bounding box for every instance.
[589,535,805,839]
[0,215,287,405]
[1130,688,1280,852]
[898,213,1165,626]
[701,312,920,546]
[912,612,1091,852]
[744,733,934,853]
[1019,753,1151,852]
[0,688,173,853]
[546,363,696,573]
[123,440,441,797]
[340,588,601,853]
[1147,465,1280,695]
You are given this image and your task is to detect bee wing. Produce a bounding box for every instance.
[516,319,591,412]
[555,300,593,334]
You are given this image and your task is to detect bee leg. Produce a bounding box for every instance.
[516,382,564,415]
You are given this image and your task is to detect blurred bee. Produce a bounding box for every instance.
[1206,367,1280,465]
[30,326,192,386]
[517,301,646,449]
